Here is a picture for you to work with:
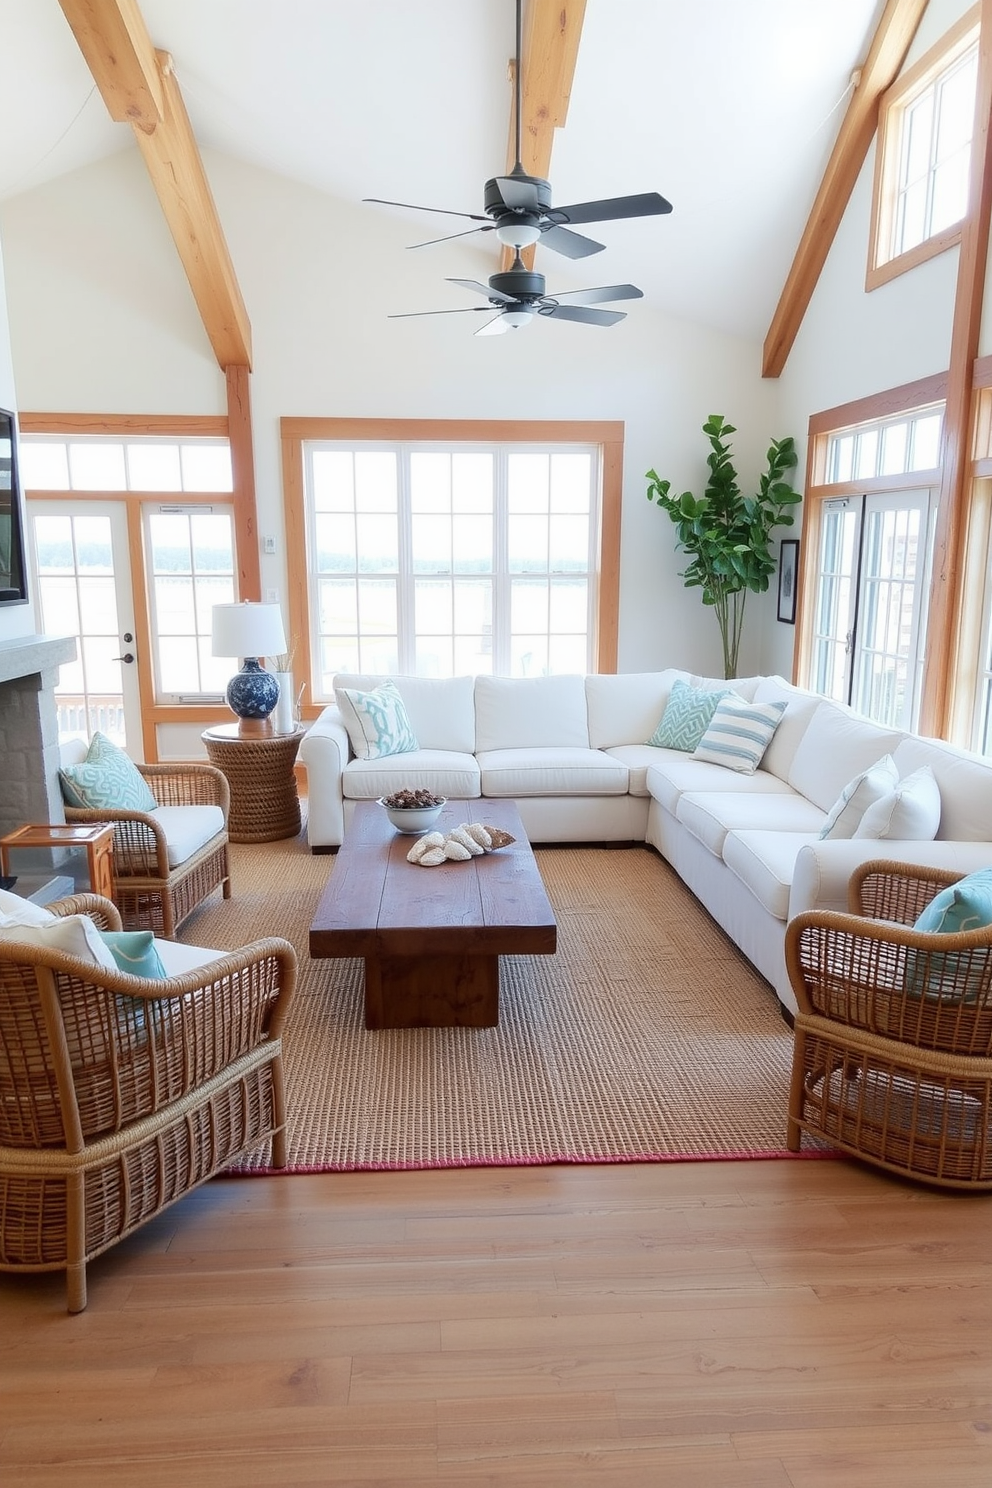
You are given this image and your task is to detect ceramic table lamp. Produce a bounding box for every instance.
[211,601,288,737]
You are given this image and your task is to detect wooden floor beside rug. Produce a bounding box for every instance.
[3,1158,992,1486]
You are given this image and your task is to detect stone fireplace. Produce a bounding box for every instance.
[0,634,78,842]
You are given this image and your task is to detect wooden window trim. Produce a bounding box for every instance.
[20,413,241,755]
[281,417,624,718]
[866,4,980,291]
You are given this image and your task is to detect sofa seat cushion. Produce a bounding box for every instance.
[605,745,675,797]
[645,755,798,815]
[151,806,227,869]
[477,747,628,798]
[722,829,820,921]
[676,791,824,859]
[342,750,481,802]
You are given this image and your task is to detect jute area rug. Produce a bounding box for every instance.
[181,827,805,1171]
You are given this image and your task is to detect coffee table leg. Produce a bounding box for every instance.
[364,954,499,1029]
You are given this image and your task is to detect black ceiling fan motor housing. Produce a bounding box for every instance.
[489,266,546,301]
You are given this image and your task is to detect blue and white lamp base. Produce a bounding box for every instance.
[226,656,279,736]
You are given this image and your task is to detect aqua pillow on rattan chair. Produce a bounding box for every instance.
[906,867,992,1004]
[59,732,158,812]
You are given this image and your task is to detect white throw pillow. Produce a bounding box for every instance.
[334,679,420,761]
[818,754,899,839]
[0,888,57,926]
[0,913,119,971]
[692,697,786,775]
[853,765,942,841]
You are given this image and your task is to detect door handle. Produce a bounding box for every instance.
[114,653,135,664]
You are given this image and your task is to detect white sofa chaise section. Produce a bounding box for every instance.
[299,669,992,1014]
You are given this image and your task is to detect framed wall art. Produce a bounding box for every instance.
[777,538,799,625]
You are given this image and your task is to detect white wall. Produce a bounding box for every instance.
[0,232,36,642]
[0,147,781,680]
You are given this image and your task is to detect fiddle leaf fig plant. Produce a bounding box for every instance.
[646,414,801,679]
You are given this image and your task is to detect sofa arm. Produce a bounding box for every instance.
[298,705,351,849]
[789,838,992,920]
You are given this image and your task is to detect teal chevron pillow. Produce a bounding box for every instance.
[693,696,786,775]
[59,732,157,812]
[906,867,992,1004]
[335,679,420,761]
[647,680,731,752]
[99,929,167,979]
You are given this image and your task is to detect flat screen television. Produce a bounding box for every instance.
[0,407,28,606]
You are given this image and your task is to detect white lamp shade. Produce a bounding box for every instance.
[211,602,287,659]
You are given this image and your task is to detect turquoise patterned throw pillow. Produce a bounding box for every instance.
[646,680,731,752]
[335,679,420,761]
[59,732,158,812]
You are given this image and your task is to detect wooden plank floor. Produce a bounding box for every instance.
[2,1158,992,1486]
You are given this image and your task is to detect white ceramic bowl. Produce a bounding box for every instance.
[378,797,446,834]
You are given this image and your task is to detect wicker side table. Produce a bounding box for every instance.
[201,725,304,843]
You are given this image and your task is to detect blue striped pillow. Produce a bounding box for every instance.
[692,696,786,775]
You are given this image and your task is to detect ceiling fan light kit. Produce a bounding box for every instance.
[370,0,672,335]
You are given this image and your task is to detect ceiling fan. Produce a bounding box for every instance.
[388,254,644,334]
[365,0,672,263]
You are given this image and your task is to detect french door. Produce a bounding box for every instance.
[26,500,144,753]
[810,488,934,730]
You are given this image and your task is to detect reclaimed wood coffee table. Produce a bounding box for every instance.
[309,798,557,1029]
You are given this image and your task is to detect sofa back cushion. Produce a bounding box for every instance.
[893,735,992,842]
[333,673,476,753]
[585,669,691,750]
[475,674,589,751]
[752,675,822,781]
[786,701,904,812]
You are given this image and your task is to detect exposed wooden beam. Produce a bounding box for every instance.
[762,0,928,379]
[57,0,252,369]
[56,0,163,125]
[918,0,992,736]
[501,0,587,271]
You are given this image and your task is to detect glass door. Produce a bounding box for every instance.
[809,489,934,730]
[27,500,144,753]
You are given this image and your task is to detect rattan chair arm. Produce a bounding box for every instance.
[47,893,123,931]
[786,908,992,1054]
[63,804,170,877]
[138,762,231,815]
[848,858,964,923]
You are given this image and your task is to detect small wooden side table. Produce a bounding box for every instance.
[202,725,305,843]
[0,823,115,900]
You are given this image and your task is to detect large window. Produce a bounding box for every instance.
[868,6,979,289]
[804,401,942,731]
[283,419,623,707]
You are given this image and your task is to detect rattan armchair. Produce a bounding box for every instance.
[0,893,296,1311]
[64,761,232,937]
[786,858,992,1188]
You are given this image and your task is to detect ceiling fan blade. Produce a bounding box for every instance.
[446,277,519,306]
[407,224,495,250]
[539,223,605,259]
[549,191,673,227]
[492,175,542,212]
[387,307,493,319]
[550,283,644,305]
[475,316,509,337]
[364,196,489,222]
[542,304,626,327]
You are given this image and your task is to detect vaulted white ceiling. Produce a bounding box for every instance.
[1,0,884,341]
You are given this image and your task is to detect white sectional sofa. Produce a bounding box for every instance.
[299,669,992,1013]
